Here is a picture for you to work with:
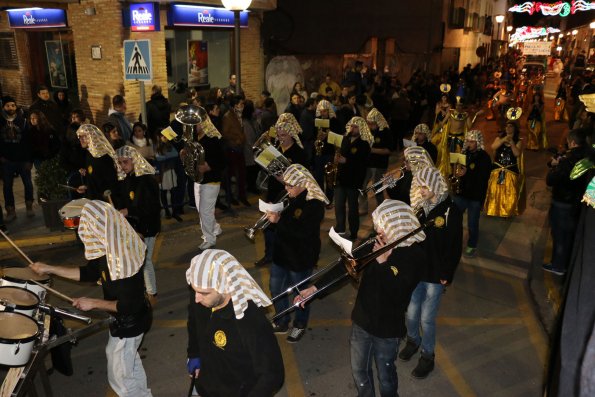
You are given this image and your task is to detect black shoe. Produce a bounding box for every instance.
[216,201,229,211]
[240,198,251,207]
[412,355,435,379]
[231,198,240,206]
[398,340,419,362]
[172,214,183,222]
[286,327,306,343]
[255,257,272,267]
[272,322,289,334]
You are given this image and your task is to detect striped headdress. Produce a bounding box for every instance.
[200,114,222,139]
[372,199,426,247]
[276,113,303,148]
[78,200,146,281]
[316,99,336,118]
[186,249,272,319]
[412,166,450,214]
[464,129,485,151]
[346,116,374,147]
[414,123,431,139]
[404,146,435,172]
[366,108,389,130]
[77,124,125,180]
[116,145,156,176]
[283,164,329,204]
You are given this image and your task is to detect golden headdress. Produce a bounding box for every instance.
[76,124,125,180]
[316,99,336,118]
[282,164,329,204]
[413,123,431,139]
[78,200,146,281]
[346,116,373,147]
[186,249,272,319]
[199,114,222,139]
[372,199,426,247]
[275,113,303,148]
[464,129,485,151]
[116,145,156,176]
[366,108,389,130]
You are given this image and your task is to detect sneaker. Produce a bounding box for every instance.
[542,263,566,276]
[272,322,289,334]
[398,340,419,362]
[412,355,435,379]
[214,224,223,237]
[286,327,305,343]
[463,247,477,258]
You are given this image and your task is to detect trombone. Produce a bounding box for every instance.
[244,192,289,241]
[358,167,406,196]
[270,218,433,322]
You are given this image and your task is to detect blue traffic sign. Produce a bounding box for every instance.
[124,40,152,81]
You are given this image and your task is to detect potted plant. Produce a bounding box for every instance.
[34,156,70,231]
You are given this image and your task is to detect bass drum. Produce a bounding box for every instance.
[0,267,50,300]
[0,311,40,366]
[0,286,40,317]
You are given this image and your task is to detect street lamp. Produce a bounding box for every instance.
[495,14,505,40]
[221,0,252,95]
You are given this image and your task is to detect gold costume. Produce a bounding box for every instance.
[526,106,548,150]
[432,109,467,178]
[484,145,525,217]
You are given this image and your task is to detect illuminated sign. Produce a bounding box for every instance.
[168,4,248,28]
[7,8,67,29]
[509,1,595,17]
[129,3,160,32]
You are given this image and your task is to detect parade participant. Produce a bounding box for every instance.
[431,85,452,138]
[76,124,123,201]
[526,92,548,151]
[192,114,225,252]
[484,117,524,217]
[266,164,327,342]
[221,95,249,207]
[386,146,436,205]
[31,200,153,397]
[486,82,513,128]
[297,200,427,397]
[359,108,393,214]
[255,113,306,267]
[313,99,342,208]
[413,123,438,164]
[399,166,463,379]
[334,116,372,241]
[116,145,161,301]
[431,98,482,179]
[186,249,284,396]
[452,130,492,257]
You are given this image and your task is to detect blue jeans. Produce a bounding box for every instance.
[405,282,444,356]
[2,160,34,207]
[453,196,482,248]
[350,323,399,397]
[549,200,579,272]
[335,186,360,239]
[269,263,312,328]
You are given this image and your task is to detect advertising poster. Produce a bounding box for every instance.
[188,40,208,86]
[45,40,68,88]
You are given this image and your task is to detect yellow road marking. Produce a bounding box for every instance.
[436,342,477,397]
[277,336,306,397]
[437,317,522,326]
[0,233,76,250]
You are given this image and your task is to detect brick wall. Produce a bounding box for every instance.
[240,14,265,102]
[0,14,34,106]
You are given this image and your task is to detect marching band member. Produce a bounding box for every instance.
[413,123,438,164]
[526,92,548,151]
[399,166,462,379]
[297,200,427,397]
[75,124,123,201]
[186,249,284,396]
[334,116,372,241]
[266,164,327,342]
[192,114,225,252]
[386,145,435,206]
[116,145,161,302]
[313,99,342,208]
[31,201,153,397]
[431,85,452,139]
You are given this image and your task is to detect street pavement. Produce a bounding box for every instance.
[0,76,569,396]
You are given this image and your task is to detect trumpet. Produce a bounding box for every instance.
[243,192,289,241]
[359,167,406,196]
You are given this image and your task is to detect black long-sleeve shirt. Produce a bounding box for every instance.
[265,143,306,202]
[337,136,371,188]
[547,146,589,204]
[84,152,119,202]
[198,134,225,184]
[457,149,492,203]
[186,289,284,397]
[117,174,161,237]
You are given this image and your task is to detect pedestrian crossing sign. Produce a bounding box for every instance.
[124,39,152,81]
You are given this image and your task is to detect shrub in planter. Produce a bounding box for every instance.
[34,157,69,230]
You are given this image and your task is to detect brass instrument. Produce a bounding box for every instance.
[314,118,330,156]
[359,167,406,196]
[244,192,289,241]
[324,147,340,187]
[252,128,292,177]
[449,162,465,195]
[175,104,206,183]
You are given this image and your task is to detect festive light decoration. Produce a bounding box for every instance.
[510,26,561,42]
[509,1,595,17]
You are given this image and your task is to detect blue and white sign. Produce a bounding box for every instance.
[129,3,160,32]
[168,4,248,28]
[124,40,152,81]
[7,8,67,29]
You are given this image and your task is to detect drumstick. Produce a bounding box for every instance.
[58,184,79,191]
[0,229,75,303]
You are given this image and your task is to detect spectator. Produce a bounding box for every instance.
[291,82,308,101]
[130,122,155,163]
[155,133,179,219]
[318,74,341,98]
[299,98,317,166]
[284,92,303,122]
[259,97,278,133]
[222,74,244,98]
[53,89,72,132]
[28,110,59,170]
[108,95,133,142]
[102,122,125,150]
[242,100,261,194]
[29,85,64,134]
[221,95,249,206]
[145,85,171,142]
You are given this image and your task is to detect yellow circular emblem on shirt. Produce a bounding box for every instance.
[469,163,475,170]
[294,208,302,219]
[434,216,445,228]
[375,137,381,144]
[351,148,357,154]
[214,330,227,349]
[390,266,399,276]
[87,165,93,174]
[129,191,135,200]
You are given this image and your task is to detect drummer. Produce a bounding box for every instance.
[30,200,153,397]
[75,124,123,202]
